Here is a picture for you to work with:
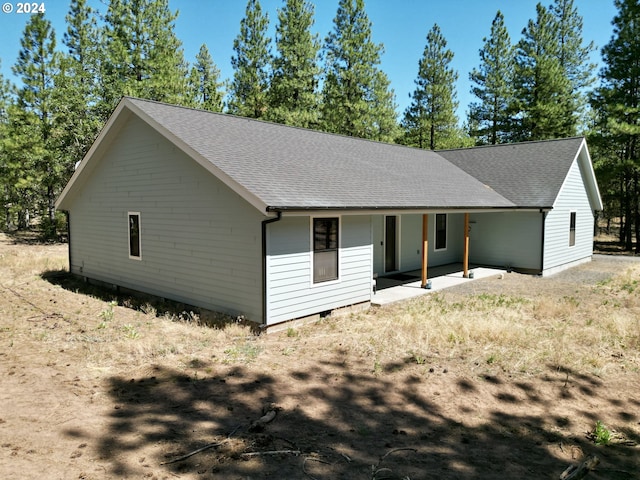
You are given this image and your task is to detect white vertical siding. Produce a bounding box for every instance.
[543,159,595,274]
[468,211,543,271]
[266,215,372,325]
[67,116,264,321]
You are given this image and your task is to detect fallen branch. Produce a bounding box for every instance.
[248,409,277,432]
[302,456,331,480]
[560,455,600,480]
[241,449,300,457]
[160,425,240,465]
[379,447,418,461]
[160,441,226,465]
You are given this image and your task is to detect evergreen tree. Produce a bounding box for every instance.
[549,0,596,130]
[11,13,61,231]
[514,3,572,141]
[55,0,101,174]
[0,60,10,123]
[268,0,321,128]
[321,0,397,141]
[370,70,400,142]
[100,0,187,118]
[591,0,640,251]
[468,11,516,145]
[0,61,16,229]
[186,44,224,112]
[227,0,271,119]
[401,24,459,150]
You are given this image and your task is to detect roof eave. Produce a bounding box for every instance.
[265,205,547,215]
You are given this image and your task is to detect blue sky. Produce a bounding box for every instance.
[0,0,619,119]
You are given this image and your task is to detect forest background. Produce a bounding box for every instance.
[0,0,638,252]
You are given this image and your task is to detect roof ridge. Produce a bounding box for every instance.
[124,96,438,155]
[437,136,585,153]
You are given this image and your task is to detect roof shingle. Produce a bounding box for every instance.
[127,98,515,211]
[438,138,585,208]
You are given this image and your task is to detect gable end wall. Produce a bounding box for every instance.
[66,116,264,321]
[543,158,594,274]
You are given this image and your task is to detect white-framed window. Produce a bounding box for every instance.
[312,217,339,283]
[435,213,447,251]
[569,211,576,247]
[128,212,142,260]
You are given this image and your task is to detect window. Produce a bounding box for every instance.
[435,213,447,250]
[569,211,576,247]
[128,212,141,259]
[313,217,338,283]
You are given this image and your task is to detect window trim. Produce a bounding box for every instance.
[434,213,447,251]
[128,212,142,260]
[569,211,576,247]
[310,216,340,286]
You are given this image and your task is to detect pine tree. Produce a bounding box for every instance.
[268,0,321,128]
[468,11,516,145]
[591,0,640,251]
[321,0,397,140]
[227,0,271,119]
[401,24,459,150]
[0,61,16,229]
[549,0,596,130]
[514,3,572,141]
[11,13,61,232]
[100,0,187,117]
[55,0,101,173]
[186,44,224,112]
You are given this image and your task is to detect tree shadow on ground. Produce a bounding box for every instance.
[2,229,59,245]
[41,270,252,330]
[71,356,639,479]
[594,240,639,256]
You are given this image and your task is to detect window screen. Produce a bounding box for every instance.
[129,213,141,258]
[569,212,576,247]
[435,213,447,250]
[313,218,338,283]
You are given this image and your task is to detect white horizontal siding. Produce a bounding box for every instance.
[372,213,465,275]
[543,159,594,274]
[468,211,542,271]
[266,215,372,325]
[68,115,264,321]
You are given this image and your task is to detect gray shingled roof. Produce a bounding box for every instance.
[127,98,515,211]
[438,137,585,208]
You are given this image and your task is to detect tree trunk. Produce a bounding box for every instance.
[634,172,640,254]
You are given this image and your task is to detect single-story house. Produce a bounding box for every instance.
[55,97,602,328]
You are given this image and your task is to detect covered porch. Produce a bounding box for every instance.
[371,263,505,306]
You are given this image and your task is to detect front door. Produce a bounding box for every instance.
[385,216,397,272]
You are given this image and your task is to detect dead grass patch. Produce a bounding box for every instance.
[2,232,639,479]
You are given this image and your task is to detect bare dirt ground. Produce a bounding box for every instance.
[1,232,639,480]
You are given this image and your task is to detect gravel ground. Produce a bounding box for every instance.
[446,254,640,298]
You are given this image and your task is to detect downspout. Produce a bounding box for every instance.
[65,211,72,274]
[262,211,282,328]
[540,209,547,275]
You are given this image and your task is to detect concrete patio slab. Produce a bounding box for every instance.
[371,266,505,306]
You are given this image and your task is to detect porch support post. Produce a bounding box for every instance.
[463,212,470,278]
[421,214,429,288]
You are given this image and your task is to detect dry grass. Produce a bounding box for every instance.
[306,263,640,378]
[2,231,638,381]
[2,232,640,479]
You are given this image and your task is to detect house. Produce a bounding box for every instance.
[55,97,602,328]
